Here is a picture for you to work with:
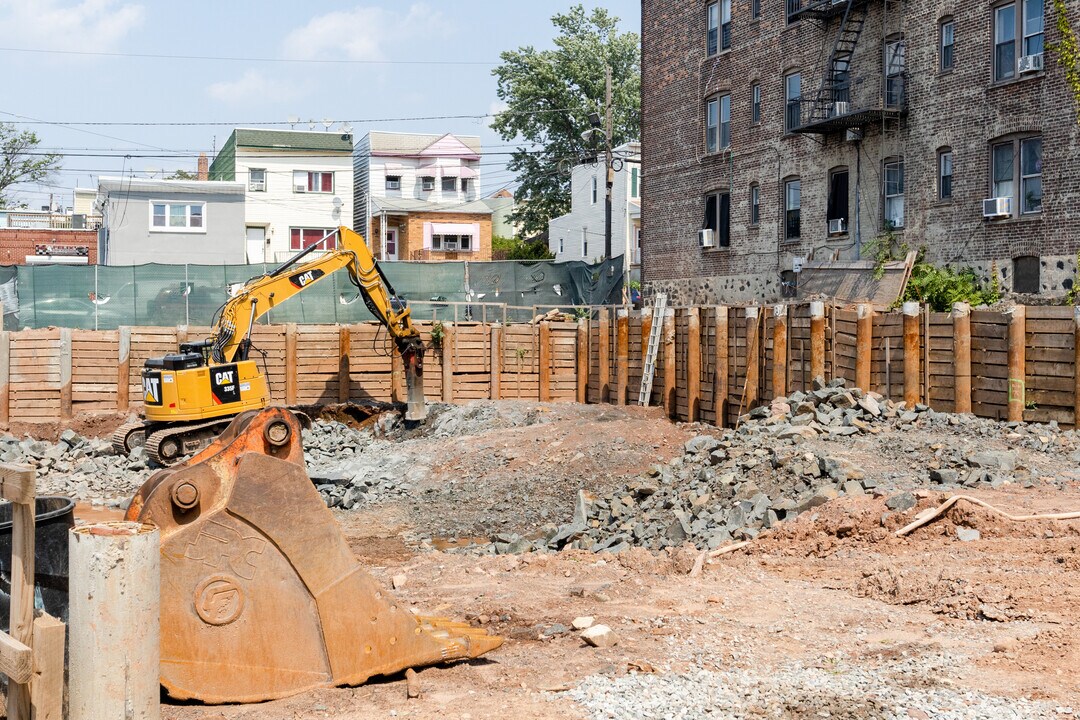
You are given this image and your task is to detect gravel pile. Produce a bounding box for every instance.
[450,379,1076,555]
[563,654,1070,719]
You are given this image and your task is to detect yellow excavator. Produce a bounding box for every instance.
[112,226,427,464]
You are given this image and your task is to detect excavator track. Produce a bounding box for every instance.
[144,418,235,466]
[111,421,149,456]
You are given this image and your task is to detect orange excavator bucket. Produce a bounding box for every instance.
[125,407,501,704]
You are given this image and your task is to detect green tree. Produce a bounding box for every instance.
[492,235,555,260]
[165,169,198,180]
[491,5,640,238]
[0,123,61,208]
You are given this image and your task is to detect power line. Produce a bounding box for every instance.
[0,46,498,67]
[3,109,581,127]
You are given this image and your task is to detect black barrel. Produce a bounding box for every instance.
[0,496,75,628]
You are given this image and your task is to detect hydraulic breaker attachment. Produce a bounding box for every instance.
[401,339,427,422]
[125,407,499,704]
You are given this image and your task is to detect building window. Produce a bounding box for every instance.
[432,234,472,252]
[784,178,800,240]
[884,158,905,229]
[940,18,955,71]
[582,228,588,258]
[938,149,953,200]
[703,192,731,247]
[1013,256,1040,293]
[751,0,760,20]
[290,227,336,251]
[721,0,732,51]
[461,178,471,194]
[995,4,1017,81]
[1023,0,1044,57]
[421,176,435,192]
[785,72,801,133]
[991,136,1042,215]
[591,176,598,204]
[559,238,564,254]
[442,177,457,193]
[827,168,849,233]
[706,96,719,153]
[707,1,719,56]
[150,202,205,232]
[249,168,266,192]
[386,175,401,191]
[885,37,906,107]
[751,83,761,124]
[631,167,640,199]
[749,183,760,226]
[293,171,333,193]
[719,94,731,148]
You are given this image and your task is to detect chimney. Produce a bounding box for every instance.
[197,153,209,181]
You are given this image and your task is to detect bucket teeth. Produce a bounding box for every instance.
[129,407,501,704]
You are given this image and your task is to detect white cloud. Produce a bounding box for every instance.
[207,70,300,105]
[0,0,144,53]
[282,3,450,62]
[487,100,509,119]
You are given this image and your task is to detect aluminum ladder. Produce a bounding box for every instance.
[637,293,668,406]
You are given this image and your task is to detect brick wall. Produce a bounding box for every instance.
[642,0,1080,305]
[371,212,493,261]
[0,229,98,265]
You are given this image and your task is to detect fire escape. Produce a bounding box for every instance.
[787,0,906,135]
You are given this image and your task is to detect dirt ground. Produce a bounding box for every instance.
[135,400,1080,720]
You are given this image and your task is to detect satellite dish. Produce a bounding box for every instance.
[287,115,300,128]
[144,167,160,178]
[342,123,354,134]
[322,118,333,131]
[308,119,316,130]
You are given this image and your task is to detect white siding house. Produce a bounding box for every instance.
[210,129,354,263]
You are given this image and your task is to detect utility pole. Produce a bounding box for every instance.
[604,65,614,261]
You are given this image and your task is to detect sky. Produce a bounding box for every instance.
[0,0,641,210]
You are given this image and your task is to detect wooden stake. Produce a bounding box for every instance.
[539,321,552,402]
[30,613,65,720]
[6,474,34,720]
[338,326,351,403]
[715,306,729,427]
[953,303,971,414]
[576,320,588,404]
[616,311,629,405]
[903,301,920,407]
[809,301,825,383]
[744,307,760,410]
[0,331,9,424]
[663,310,676,418]
[772,304,788,399]
[117,326,130,411]
[441,324,455,403]
[69,523,160,720]
[598,309,611,403]
[855,303,872,392]
[491,325,503,400]
[59,327,72,420]
[923,304,931,405]
[285,323,298,405]
[687,307,701,421]
[1075,307,1080,427]
[1007,304,1026,422]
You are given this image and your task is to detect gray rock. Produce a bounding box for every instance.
[684,435,721,455]
[930,468,958,484]
[956,526,981,542]
[884,492,917,512]
[968,450,1017,472]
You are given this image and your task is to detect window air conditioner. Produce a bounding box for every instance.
[983,197,1013,218]
[1018,53,1044,74]
[699,229,717,249]
[830,101,850,117]
[293,183,306,193]
[828,218,847,235]
[249,180,265,192]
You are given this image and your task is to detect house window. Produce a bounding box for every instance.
[707,1,719,56]
[591,176,598,204]
[631,167,640,199]
[749,183,760,226]
[442,177,457,193]
[559,238,564,254]
[784,178,801,240]
[461,178,471,194]
[785,72,801,133]
[884,159,905,229]
[940,18,955,71]
[885,37,906,107]
[1013,255,1040,293]
[150,202,205,232]
[289,227,336,251]
[294,171,333,193]
[703,192,731,247]
[249,168,266,192]
[421,176,435,192]
[992,136,1042,215]
[431,234,473,252]
[706,96,719,153]
[386,175,401,191]
[751,0,760,20]
[582,228,588,258]
[751,83,761,124]
[995,4,1017,81]
[938,149,954,200]
[721,0,732,51]
[1023,0,1044,57]
[827,168,849,233]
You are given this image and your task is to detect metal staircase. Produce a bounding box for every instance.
[806,0,869,125]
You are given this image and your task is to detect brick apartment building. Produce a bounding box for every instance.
[641,0,1080,304]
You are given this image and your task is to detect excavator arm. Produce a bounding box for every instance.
[210,226,426,420]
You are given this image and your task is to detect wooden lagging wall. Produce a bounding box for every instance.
[0,304,1078,427]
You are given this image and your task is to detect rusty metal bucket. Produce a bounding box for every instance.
[127,408,500,703]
